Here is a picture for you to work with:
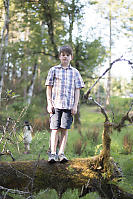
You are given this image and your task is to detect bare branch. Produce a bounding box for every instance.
[113,101,133,131]
[84,56,133,99]
[88,97,109,122]
[0,185,30,196]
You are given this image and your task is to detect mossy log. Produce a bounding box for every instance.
[0,157,132,199]
[0,121,133,199]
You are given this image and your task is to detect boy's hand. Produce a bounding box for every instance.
[47,103,54,114]
[71,104,77,115]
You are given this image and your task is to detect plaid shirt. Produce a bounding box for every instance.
[45,64,85,109]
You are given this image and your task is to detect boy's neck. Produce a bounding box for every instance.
[61,64,70,69]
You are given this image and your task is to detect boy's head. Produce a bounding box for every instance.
[59,45,73,67]
[59,45,73,56]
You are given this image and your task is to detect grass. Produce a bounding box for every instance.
[1,103,133,198]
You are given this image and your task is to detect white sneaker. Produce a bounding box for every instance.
[48,153,58,163]
[58,153,68,163]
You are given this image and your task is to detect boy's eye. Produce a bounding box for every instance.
[62,54,69,56]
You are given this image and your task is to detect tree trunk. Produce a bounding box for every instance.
[0,121,133,198]
[0,0,10,103]
[42,1,58,59]
[27,62,38,105]
[0,157,132,198]
[106,0,112,106]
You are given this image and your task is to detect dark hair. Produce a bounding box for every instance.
[59,45,73,56]
[24,121,29,125]
[24,121,31,130]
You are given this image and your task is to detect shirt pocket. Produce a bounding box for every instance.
[55,73,62,80]
[54,73,63,88]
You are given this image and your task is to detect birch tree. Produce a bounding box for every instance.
[0,0,10,103]
[27,62,38,105]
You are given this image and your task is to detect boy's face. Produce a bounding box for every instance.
[59,51,73,67]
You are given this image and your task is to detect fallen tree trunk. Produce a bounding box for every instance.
[0,121,133,199]
[0,157,133,199]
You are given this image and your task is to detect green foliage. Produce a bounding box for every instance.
[73,38,106,78]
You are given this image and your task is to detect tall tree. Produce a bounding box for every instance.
[0,0,10,103]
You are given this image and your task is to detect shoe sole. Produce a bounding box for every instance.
[59,158,68,163]
[48,159,56,163]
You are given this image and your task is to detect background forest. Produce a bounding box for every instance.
[0,0,133,198]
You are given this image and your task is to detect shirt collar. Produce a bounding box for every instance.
[56,64,72,69]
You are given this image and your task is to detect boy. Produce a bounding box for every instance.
[45,45,85,163]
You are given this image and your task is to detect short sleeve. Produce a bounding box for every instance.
[45,67,55,86]
[75,70,85,89]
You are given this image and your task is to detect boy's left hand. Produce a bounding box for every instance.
[71,105,77,115]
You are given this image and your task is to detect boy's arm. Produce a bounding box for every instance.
[46,85,53,114]
[71,88,80,115]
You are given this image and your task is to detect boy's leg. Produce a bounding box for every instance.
[50,129,59,154]
[49,108,62,154]
[48,129,59,163]
[58,110,73,162]
[58,129,68,155]
[58,129,68,162]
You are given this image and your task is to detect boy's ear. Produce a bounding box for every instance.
[71,55,73,60]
